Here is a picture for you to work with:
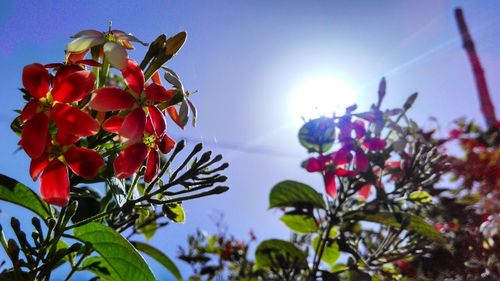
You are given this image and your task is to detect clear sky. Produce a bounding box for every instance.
[1,1,499,279]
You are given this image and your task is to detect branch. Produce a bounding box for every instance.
[455,8,497,128]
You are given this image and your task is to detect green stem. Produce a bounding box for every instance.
[64,207,118,231]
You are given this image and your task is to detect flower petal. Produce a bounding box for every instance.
[102,115,124,133]
[52,70,95,103]
[55,129,80,145]
[70,29,103,38]
[147,105,166,136]
[358,184,372,200]
[352,120,366,139]
[64,146,104,179]
[20,100,40,124]
[333,146,352,165]
[21,112,49,159]
[40,159,69,207]
[305,157,325,172]
[51,103,99,136]
[30,153,49,181]
[144,149,159,182]
[119,107,146,140]
[103,41,128,70]
[363,138,386,151]
[324,171,336,198]
[90,87,136,111]
[53,64,83,87]
[167,106,184,129]
[22,63,51,99]
[121,60,144,95]
[113,143,148,179]
[158,134,175,154]
[67,37,105,53]
[354,147,369,172]
[145,83,174,102]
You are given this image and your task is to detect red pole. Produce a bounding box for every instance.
[454,8,497,128]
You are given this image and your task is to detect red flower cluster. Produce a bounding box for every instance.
[17,29,186,207]
[304,117,386,197]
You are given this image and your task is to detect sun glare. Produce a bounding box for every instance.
[289,75,357,124]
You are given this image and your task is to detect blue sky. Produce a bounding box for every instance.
[1,1,499,279]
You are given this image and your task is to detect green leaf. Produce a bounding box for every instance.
[132,241,182,281]
[73,223,156,281]
[331,263,349,273]
[81,256,115,280]
[135,208,157,240]
[312,237,340,266]
[269,180,325,209]
[350,212,445,245]
[280,214,318,234]
[0,174,50,220]
[409,191,432,204]
[298,117,335,153]
[162,202,185,223]
[255,239,307,269]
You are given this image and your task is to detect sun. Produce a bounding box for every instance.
[289,75,357,124]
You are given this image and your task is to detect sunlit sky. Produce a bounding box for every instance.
[1,1,500,279]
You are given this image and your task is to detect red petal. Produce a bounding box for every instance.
[324,171,336,197]
[20,100,40,124]
[30,153,49,181]
[363,138,386,151]
[158,134,175,154]
[119,107,146,140]
[76,59,101,67]
[53,64,83,87]
[102,115,124,133]
[21,112,49,159]
[151,71,163,85]
[358,184,372,200]
[40,159,69,207]
[113,143,148,178]
[335,168,357,177]
[22,63,50,99]
[145,83,174,102]
[52,70,95,103]
[55,130,80,145]
[147,105,166,136]
[90,87,136,111]
[352,120,366,139]
[354,147,369,172]
[122,60,144,95]
[51,103,99,136]
[333,146,352,165]
[167,106,184,129]
[64,146,104,179]
[305,157,325,172]
[144,149,159,182]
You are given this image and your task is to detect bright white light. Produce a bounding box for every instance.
[289,75,357,124]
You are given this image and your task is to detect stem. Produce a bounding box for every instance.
[64,248,91,281]
[455,8,497,128]
[64,207,118,231]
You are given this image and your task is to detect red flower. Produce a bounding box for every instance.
[113,110,176,181]
[335,118,386,173]
[29,131,104,207]
[90,60,174,142]
[20,63,98,159]
[305,152,355,197]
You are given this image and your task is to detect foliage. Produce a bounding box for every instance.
[0,26,228,280]
[180,79,451,280]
